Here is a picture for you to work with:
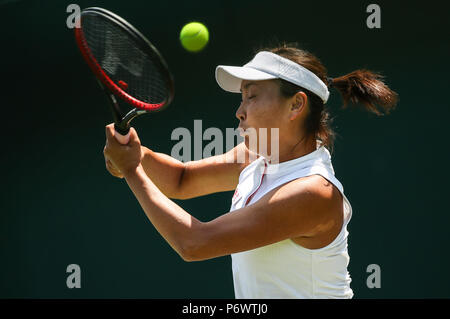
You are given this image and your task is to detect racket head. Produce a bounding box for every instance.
[74,7,174,112]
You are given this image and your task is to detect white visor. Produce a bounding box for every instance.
[216,51,330,103]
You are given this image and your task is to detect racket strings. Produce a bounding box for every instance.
[81,14,169,105]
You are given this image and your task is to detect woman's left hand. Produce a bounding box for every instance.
[104,124,142,177]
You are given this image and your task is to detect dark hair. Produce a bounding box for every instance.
[260,44,399,153]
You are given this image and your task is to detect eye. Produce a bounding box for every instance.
[241,94,256,103]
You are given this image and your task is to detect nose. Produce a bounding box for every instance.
[235,102,246,121]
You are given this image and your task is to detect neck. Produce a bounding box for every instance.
[267,134,317,164]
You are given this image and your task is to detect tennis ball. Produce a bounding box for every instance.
[179,22,209,52]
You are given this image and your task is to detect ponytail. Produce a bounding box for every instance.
[264,44,399,153]
[330,69,398,116]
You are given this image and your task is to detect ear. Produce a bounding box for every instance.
[289,91,308,121]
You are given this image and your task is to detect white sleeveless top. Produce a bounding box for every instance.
[229,141,353,299]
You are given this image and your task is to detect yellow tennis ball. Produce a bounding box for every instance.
[180,22,209,52]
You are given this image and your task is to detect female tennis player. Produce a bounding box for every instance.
[103,45,398,299]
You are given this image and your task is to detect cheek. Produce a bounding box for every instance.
[247,100,284,129]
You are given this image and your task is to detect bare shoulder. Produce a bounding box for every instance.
[299,175,343,203]
[294,174,343,218]
[257,174,343,237]
[268,174,342,205]
[281,175,344,247]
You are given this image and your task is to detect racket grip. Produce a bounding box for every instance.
[114,124,131,145]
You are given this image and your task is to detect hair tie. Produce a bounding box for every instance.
[326,77,334,89]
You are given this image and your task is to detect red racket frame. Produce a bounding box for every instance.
[74,26,165,111]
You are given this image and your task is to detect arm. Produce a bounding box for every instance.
[104,125,341,262]
[138,147,186,198]
[105,138,254,199]
[124,164,341,261]
[124,164,203,258]
[171,142,255,199]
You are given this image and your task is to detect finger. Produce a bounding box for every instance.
[105,124,116,141]
[106,158,120,171]
[103,142,112,158]
[106,159,124,178]
[109,167,124,178]
[105,123,114,136]
[108,167,124,178]
[105,124,123,149]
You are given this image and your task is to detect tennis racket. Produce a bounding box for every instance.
[74,7,174,144]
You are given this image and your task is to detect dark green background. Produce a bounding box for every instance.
[1,0,449,298]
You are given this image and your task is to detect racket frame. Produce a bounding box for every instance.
[74,7,174,136]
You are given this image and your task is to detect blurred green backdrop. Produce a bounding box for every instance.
[1,0,449,298]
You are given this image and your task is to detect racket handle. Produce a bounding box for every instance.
[114,124,131,145]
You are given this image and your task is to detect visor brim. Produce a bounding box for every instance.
[215,65,277,93]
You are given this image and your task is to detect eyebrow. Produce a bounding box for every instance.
[240,82,257,93]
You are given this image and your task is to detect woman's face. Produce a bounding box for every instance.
[237,79,299,158]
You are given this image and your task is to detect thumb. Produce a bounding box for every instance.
[105,123,117,142]
[128,127,141,145]
[104,127,119,159]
